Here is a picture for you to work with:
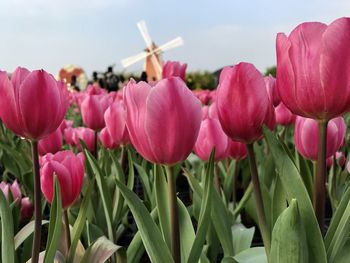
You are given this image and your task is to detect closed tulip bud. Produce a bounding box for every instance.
[72,127,95,152]
[64,127,75,146]
[99,127,119,149]
[40,151,84,209]
[104,101,129,146]
[265,75,280,107]
[275,102,296,126]
[0,180,22,201]
[216,62,275,144]
[162,61,187,81]
[38,128,63,156]
[81,95,106,130]
[226,139,248,160]
[194,118,229,161]
[124,77,201,165]
[59,119,74,133]
[20,197,34,221]
[0,67,69,140]
[276,18,350,120]
[336,152,346,167]
[294,116,346,161]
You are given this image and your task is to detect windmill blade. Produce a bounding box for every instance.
[153,37,184,54]
[121,51,149,68]
[137,20,153,48]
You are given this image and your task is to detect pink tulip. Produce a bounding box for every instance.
[59,119,74,133]
[64,127,75,146]
[124,77,201,165]
[327,152,346,167]
[275,102,296,126]
[86,84,107,95]
[193,90,211,105]
[294,116,346,161]
[81,95,106,130]
[346,160,350,173]
[40,151,84,209]
[72,127,95,152]
[20,197,34,220]
[276,17,350,120]
[0,67,69,140]
[0,180,21,201]
[99,127,119,149]
[162,61,187,81]
[264,75,280,107]
[104,102,129,146]
[194,118,229,161]
[226,140,248,160]
[216,62,275,144]
[38,128,63,156]
[202,106,209,120]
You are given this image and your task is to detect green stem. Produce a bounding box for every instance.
[31,141,42,263]
[214,163,220,193]
[64,210,71,252]
[165,166,180,263]
[93,131,98,159]
[314,120,328,234]
[247,143,271,258]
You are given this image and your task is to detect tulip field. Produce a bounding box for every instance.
[2,17,350,263]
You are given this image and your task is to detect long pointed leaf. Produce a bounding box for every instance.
[0,189,15,263]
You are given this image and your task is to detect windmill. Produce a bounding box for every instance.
[121,20,184,82]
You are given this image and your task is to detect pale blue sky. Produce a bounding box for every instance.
[1,0,349,77]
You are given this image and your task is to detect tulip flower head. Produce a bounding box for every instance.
[40,151,84,209]
[276,17,350,120]
[162,61,187,80]
[124,77,202,165]
[38,128,63,156]
[0,67,69,140]
[294,116,346,161]
[216,62,275,144]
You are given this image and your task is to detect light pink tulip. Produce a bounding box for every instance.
[40,151,84,209]
[162,61,187,81]
[0,67,69,140]
[81,95,106,130]
[275,102,296,126]
[216,62,275,144]
[124,77,202,165]
[294,116,346,161]
[99,127,119,149]
[194,118,229,161]
[276,18,350,120]
[72,127,95,152]
[104,101,129,146]
[0,180,21,201]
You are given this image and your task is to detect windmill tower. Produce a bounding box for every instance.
[121,20,184,82]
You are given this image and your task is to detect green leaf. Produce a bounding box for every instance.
[187,149,215,263]
[271,176,287,227]
[325,185,350,262]
[263,126,327,263]
[115,179,174,263]
[333,240,350,263]
[134,163,152,200]
[67,178,94,263]
[44,177,63,263]
[234,247,267,263]
[14,220,49,250]
[223,160,236,203]
[81,236,121,263]
[154,164,171,249]
[232,183,253,218]
[270,199,308,263]
[178,198,195,263]
[0,189,15,263]
[232,224,255,255]
[83,149,115,242]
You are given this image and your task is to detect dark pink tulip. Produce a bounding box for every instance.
[264,75,280,107]
[0,67,69,140]
[81,95,106,130]
[99,127,119,149]
[40,151,84,209]
[194,118,229,161]
[276,18,350,120]
[0,180,21,201]
[216,62,275,144]
[64,127,75,146]
[104,102,129,146]
[38,128,63,156]
[86,84,107,95]
[162,61,187,81]
[72,127,95,152]
[20,197,34,220]
[202,106,209,120]
[336,152,346,167]
[226,140,248,160]
[59,119,74,133]
[193,90,211,105]
[294,116,346,161]
[124,77,201,165]
[275,102,296,126]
